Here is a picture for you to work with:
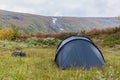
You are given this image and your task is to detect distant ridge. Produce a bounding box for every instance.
[0,9,120,34]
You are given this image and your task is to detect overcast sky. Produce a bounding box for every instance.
[0,0,120,17]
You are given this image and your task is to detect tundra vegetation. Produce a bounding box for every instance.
[0,26,120,79]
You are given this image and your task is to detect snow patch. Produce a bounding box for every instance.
[56,23,65,31]
[60,28,64,31]
[52,18,57,24]
[52,17,65,32]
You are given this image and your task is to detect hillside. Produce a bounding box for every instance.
[0,9,120,34]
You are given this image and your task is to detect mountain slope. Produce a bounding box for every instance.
[0,9,120,34]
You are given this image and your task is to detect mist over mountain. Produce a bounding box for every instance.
[0,9,120,34]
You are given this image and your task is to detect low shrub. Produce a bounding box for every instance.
[0,40,27,51]
[86,26,120,47]
[22,32,82,40]
[0,38,61,50]
[0,28,14,40]
[25,37,61,48]
[0,25,21,40]
[102,34,120,47]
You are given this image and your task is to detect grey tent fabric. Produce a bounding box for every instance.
[55,35,105,69]
[56,36,91,53]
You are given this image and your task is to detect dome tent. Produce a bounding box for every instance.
[55,35,105,69]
